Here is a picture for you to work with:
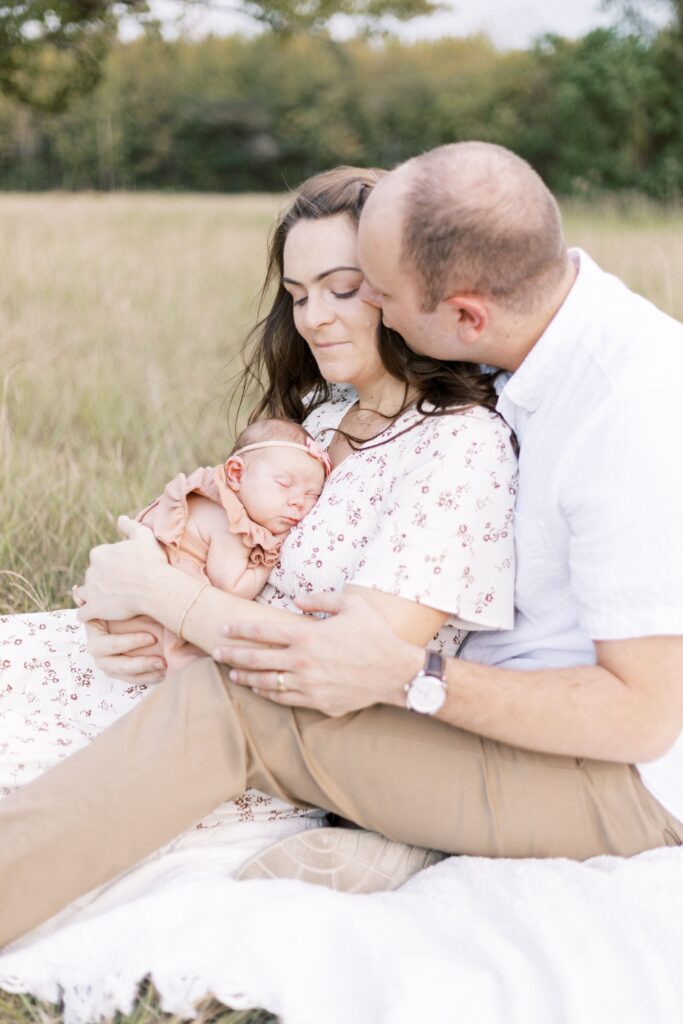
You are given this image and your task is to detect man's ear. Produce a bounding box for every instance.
[224,456,244,491]
[443,294,489,344]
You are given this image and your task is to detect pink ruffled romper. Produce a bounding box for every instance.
[134,464,283,668]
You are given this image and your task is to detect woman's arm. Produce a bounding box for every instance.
[78,518,450,685]
[78,517,296,659]
[344,584,448,646]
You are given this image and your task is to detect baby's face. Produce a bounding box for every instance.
[236,448,325,535]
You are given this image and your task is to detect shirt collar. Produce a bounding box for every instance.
[498,248,604,416]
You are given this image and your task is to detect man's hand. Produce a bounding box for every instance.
[216,591,423,717]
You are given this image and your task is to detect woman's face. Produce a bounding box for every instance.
[282,214,384,390]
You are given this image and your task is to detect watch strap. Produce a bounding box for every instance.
[424,650,446,680]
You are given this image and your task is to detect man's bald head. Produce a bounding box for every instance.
[370,142,568,313]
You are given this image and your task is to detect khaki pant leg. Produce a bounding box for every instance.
[228,675,683,861]
[2,657,681,948]
[0,658,248,948]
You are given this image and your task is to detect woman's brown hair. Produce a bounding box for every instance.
[236,166,499,431]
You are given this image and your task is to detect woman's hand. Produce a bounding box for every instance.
[84,618,167,685]
[216,591,423,717]
[76,516,169,623]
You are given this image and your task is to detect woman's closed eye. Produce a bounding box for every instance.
[293,289,358,307]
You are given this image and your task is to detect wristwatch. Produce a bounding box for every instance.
[404,650,448,714]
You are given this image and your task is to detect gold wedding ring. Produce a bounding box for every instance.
[276,671,287,693]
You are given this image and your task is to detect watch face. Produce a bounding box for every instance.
[408,674,446,714]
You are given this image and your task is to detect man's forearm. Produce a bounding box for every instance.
[389,641,675,764]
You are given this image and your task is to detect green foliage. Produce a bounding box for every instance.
[236,0,441,34]
[0,22,681,197]
[0,0,441,111]
[510,27,683,197]
[0,1,150,110]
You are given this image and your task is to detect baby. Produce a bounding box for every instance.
[108,418,330,669]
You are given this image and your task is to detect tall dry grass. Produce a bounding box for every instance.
[2,193,683,615]
[1,193,283,613]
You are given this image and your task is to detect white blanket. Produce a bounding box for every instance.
[1,843,682,1024]
[2,611,682,1023]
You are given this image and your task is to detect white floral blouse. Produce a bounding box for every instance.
[257,388,518,657]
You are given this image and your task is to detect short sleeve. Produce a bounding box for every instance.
[352,411,517,629]
[562,390,683,639]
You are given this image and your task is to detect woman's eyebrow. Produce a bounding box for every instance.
[282,265,361,286]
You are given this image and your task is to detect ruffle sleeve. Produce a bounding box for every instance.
[137,465,283,570]
[213,465,283,568]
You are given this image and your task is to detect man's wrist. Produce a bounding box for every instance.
[386,642,424,707]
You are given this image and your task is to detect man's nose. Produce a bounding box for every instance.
[359,280,382,308]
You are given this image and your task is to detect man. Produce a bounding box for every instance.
[2,142,682,947]
[220,141,683,875]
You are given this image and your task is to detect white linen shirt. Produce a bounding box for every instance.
[462,248,683,821]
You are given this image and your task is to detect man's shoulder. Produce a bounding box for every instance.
[588,268,683,379]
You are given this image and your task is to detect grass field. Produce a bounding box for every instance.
[2,193,683,617]
[1,192,683,1022]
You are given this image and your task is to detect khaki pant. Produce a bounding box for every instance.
[1,657,681,947]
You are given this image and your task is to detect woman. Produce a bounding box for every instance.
[0,167,516,947]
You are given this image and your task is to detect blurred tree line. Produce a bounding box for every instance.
[0,13,682,196]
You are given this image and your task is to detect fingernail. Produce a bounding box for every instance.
[229,670,237,681]
[221,626,231,636]
[213,648,222,661]
[154,661,165,670]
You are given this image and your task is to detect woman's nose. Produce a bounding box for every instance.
[302,292,334,329]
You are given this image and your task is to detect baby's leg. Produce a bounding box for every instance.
[107,616,165,659]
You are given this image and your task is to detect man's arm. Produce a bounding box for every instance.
[220,591,683,763]
[430,634,683,763]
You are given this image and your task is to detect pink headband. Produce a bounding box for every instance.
[232,438,332,476]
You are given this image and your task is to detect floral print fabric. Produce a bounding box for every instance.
[258,389,518,657]
[0,609,320,828]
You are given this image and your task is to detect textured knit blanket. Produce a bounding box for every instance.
[1,844,682,1024]
[2,611,682,1023]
